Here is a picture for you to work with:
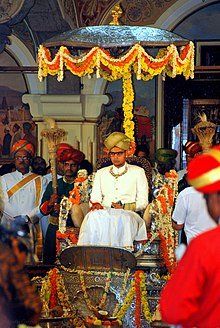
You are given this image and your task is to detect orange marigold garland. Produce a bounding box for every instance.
[56,230,78,255]
[134,270,142,328]
[49,268,58,309]
[38,42,194,141]
[138,170,178,274]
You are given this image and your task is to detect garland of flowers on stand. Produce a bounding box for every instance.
[38,42,194,140]
[39,268,85,327]
[79,270,112,311]
[36,267,167,327]
[56,170,95,254]
[151,170,178,274]
[134,170,178,274]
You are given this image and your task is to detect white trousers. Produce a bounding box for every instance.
[77,208,147,248]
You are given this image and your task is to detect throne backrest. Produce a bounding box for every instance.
[96,155,152,201]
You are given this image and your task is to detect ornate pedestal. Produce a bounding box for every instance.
[30,241,169,327]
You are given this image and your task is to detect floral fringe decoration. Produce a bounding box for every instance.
[38,42,194,140]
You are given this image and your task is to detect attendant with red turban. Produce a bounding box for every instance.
[160,145,220,327]
[40,147,89,265]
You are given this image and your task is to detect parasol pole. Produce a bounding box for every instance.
[41,117,67,194]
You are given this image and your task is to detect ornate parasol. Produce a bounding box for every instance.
[43,25,190,49]
[37,4,195,141]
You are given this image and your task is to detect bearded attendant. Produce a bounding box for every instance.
[0,139,47,227]
[78,131,148,249]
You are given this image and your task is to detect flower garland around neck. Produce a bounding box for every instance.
[109,164,128,178]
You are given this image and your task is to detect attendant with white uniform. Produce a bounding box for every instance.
[78,131,148,249]
[0,140,48,255]
[172,186,216,244]
[0,140,47,226]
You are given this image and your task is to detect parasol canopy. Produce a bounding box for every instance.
[38,22,195,141]
[43,25,189,49]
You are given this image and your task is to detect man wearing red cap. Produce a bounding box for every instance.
[41,143,75,239]
[160,145,220,327]
[40,147,88,264]
[0,140,47,227]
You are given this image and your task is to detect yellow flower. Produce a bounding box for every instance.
[93,319,102,325]
[38,42,194,143]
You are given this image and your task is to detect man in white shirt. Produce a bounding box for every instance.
[78,131,148,249]
[172,186,216,244]
[0,140,48,252]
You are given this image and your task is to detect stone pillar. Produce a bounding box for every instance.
[22,93,109,167]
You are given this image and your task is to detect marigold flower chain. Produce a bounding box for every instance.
[38,42,194,141]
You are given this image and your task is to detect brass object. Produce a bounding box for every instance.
[191,112,216,152]
[41,117,66,194]
[109,3,122,26]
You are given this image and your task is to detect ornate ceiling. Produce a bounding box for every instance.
[0,0,177,56]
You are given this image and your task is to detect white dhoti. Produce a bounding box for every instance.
[77,208,147,248]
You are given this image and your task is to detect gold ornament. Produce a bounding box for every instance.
[191,113,216,152]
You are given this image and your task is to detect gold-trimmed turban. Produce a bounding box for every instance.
[104,132,131,151]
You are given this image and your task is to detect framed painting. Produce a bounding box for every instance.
[0,50,37,164]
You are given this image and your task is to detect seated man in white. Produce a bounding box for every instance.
[77,131,148,250]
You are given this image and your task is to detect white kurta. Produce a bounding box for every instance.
[78,163,148,248]
[0,170,48,226]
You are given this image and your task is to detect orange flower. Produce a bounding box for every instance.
[69,186,81,205]
[56,230,78,254]
[157,195,167,214]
